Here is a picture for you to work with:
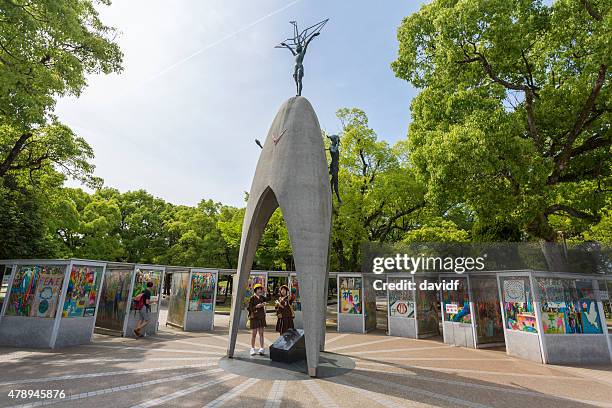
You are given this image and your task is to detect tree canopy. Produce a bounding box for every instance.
[392,0,611,242]
[0,0,122,184]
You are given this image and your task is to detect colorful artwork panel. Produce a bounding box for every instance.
[243,274,266,309]
[542,311,566,334]
[442,277,471,323]
[132,269,162,297]
[504,302,537,333]
[340,289,361,314]
[290,276,301,312]
[537,278,604,335]
[580,300,603,334]
[6,265,65,318]
[447,301,471,323]
[189,272,216,312]
[339,277,362,315]
[388,277,414,318]
[32,273,64,318]
[516,313,538,332]
[131,269,162,312]
[96,269,132,332]
[62,265,103,318]
[564,302,583,334]
[471,276,504,345]
[503,280,526,303]
[415,278,440,336]
[389,300,414,318]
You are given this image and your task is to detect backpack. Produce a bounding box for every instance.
[133,293,145,310]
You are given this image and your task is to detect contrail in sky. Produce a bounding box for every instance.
[144,0,301,83]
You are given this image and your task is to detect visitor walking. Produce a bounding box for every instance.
[133,281,155,337]
[275,285,295,334]
[247,283,268,356]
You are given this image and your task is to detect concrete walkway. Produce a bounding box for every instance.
[1,314,611,408]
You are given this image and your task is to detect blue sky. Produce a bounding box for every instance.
[56,0,427,207]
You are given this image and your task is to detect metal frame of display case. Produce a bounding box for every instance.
[0,259,71,348]
[598,276,612,334]
[93,262,135,335]
[121,264,166,338]
[86,262,107,341]
[165,267,191,330]
[0,263,17,325]
[439,273,477,349]
[0,259,106,348]
[183,268,218,331]
[602,276,612,360]
[530,270,612,365]
[413,273,443,339]
[497,270,546,363]
[337,273,366,333]
[385,273,417,338]
[53,259,107,347]
[468,273,506,349]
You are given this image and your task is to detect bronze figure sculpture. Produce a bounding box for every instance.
[327,134,341,203]
[276,19,328,96]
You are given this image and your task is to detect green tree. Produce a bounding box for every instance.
[0,171,63,258]
[0,0,122,260]
[163,200,235,268]
[392,0,611,242]
[330,108,425,271]
[402,219,469,243]
[116,190,170,264]
[78,194,124,259]
[256,209,293,270]
[0,0,121,182]
[46,187,91,256]
[217,206,245,268]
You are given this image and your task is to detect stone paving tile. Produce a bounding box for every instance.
[0,365,221,407]
[348,365,607,408]
[199,378,273,408]
[326,375,434,408]
[0,367,226,408]
[53,371,245,408]
[356,357,528,372]
[354,360,594,388]
[281,380,354,408]
[0,363,217,388]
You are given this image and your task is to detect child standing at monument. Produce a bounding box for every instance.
[247,283,268,356]
[275,285,295,334]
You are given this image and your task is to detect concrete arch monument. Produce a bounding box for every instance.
[226,96,331,377]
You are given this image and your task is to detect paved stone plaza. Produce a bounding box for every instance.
[1,314,612,408]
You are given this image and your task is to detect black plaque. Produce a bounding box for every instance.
[269,328,306,363]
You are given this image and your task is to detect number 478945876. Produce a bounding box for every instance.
[8,389,66,399]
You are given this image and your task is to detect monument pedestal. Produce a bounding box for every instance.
[270,329,306,363]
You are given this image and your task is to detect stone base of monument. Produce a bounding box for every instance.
[269,329,306,363]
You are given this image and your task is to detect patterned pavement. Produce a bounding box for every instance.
[1,315,612,408]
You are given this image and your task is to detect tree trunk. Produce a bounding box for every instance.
[0,133,32,177]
